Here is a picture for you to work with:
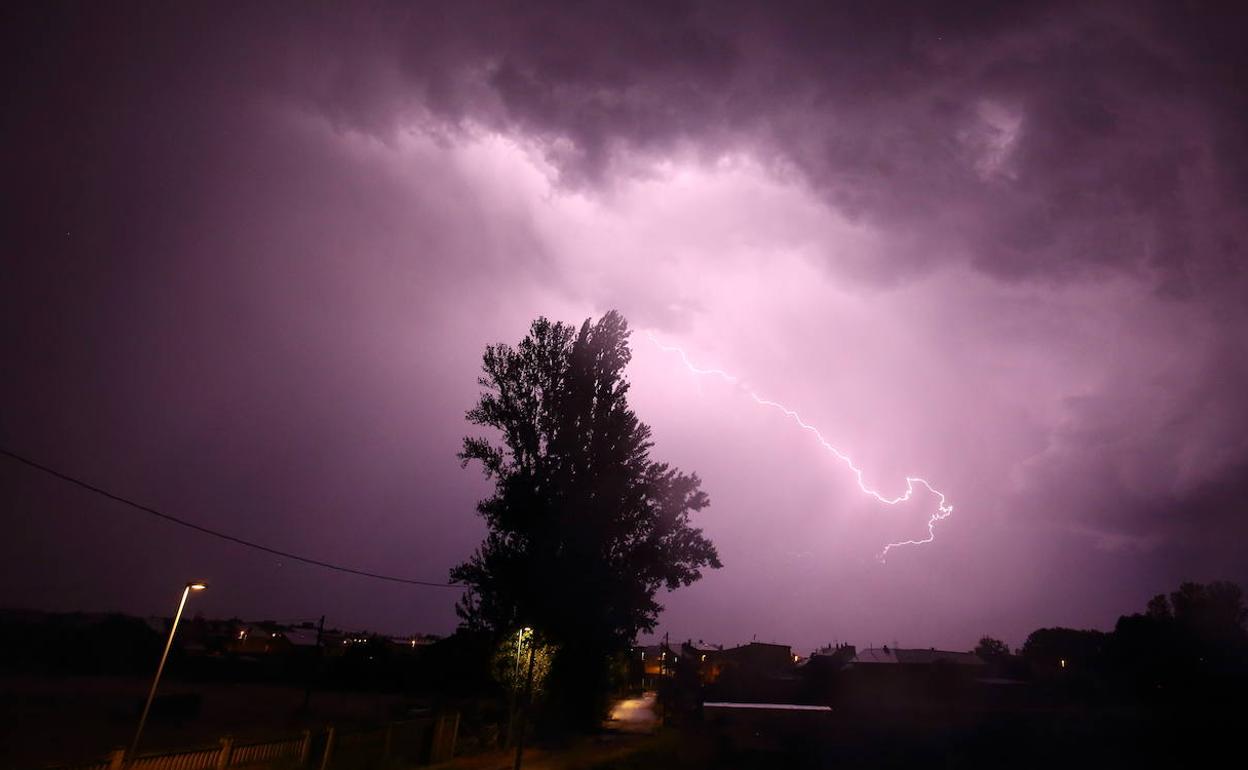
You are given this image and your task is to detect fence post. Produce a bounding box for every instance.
[382,724,393,761]
[430,715,445,763]
[107,748,125,770]
[299,730,312,766]
[319,726,335,770]
[430,711,460,763]
[216,736,233,770]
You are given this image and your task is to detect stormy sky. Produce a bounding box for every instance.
[3,0,1247,652]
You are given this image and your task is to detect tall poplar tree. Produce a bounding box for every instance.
[453,310,720,729]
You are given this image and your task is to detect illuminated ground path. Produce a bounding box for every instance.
[606,692,658,734]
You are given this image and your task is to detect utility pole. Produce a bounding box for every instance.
[301,615,325,713]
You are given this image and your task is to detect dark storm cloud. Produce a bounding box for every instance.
[293,0,1248,295]
[277,0,1248,557]
[14,1,1242,289]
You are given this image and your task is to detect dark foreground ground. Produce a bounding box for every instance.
[430,696,1245,770]
[528,699,1245,770]
[677,703,1246,769]
[7,674,1245,770]
[0,675,416,769]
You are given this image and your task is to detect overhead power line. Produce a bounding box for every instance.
[0,447,463,589]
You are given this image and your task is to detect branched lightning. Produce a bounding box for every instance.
[647,333,953,562]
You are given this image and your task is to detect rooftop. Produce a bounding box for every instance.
[850,648,985,666]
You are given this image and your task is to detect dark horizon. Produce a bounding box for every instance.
[5,0,1248,655]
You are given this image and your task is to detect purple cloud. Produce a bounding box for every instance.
[3,0,1246,651]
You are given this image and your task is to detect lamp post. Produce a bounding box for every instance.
[512,628,537,770]
[127,581,207,762]
[505,627,531,748]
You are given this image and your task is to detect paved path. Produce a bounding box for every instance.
[605,691,658,733]
[429,732,658,770]
[429,693,661,770]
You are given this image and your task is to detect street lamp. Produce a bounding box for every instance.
[127,581,208,762]
[512,628,538,770]
[505,627,532,749]
[514,627,532,684]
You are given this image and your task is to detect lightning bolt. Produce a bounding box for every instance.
[647,333,954,562]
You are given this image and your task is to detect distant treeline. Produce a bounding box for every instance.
[0,611,164,677]
[1010,580,1248,698]
[0,610,498,698]
[3,579,1244,704]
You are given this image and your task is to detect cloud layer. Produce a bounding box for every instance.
[3,0,1246,649]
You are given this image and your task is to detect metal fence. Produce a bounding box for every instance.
[49,716,450,770]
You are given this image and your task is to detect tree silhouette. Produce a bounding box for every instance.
[1169,581,1247,636]
[1021,627,1106,671]
[1106,580,1248,694]
[974,636,1010,661]
[1165,581,1247,673]
[452,310,721,730]
[1146,593,1173,621]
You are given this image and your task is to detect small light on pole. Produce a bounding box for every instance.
[505,627,534,749]
[128,581,208,763]
[512,628,539,770]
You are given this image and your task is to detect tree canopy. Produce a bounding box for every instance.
[974,636,1010,661]
[452,310,720,727]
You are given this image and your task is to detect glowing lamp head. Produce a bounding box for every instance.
[187,581,208,591]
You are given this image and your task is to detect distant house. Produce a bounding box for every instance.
[228,626,293,656]
[698,642,801,703]
[385,634,440,654]
[798,643,857,701]
[678,641,723,684]
[281,626,321,649]
[707,642,794,677]
[841,646,987,706]
[179,616,244,655]
[806,643,857,667]
[631,643,676,688]
[848,646,985,668]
